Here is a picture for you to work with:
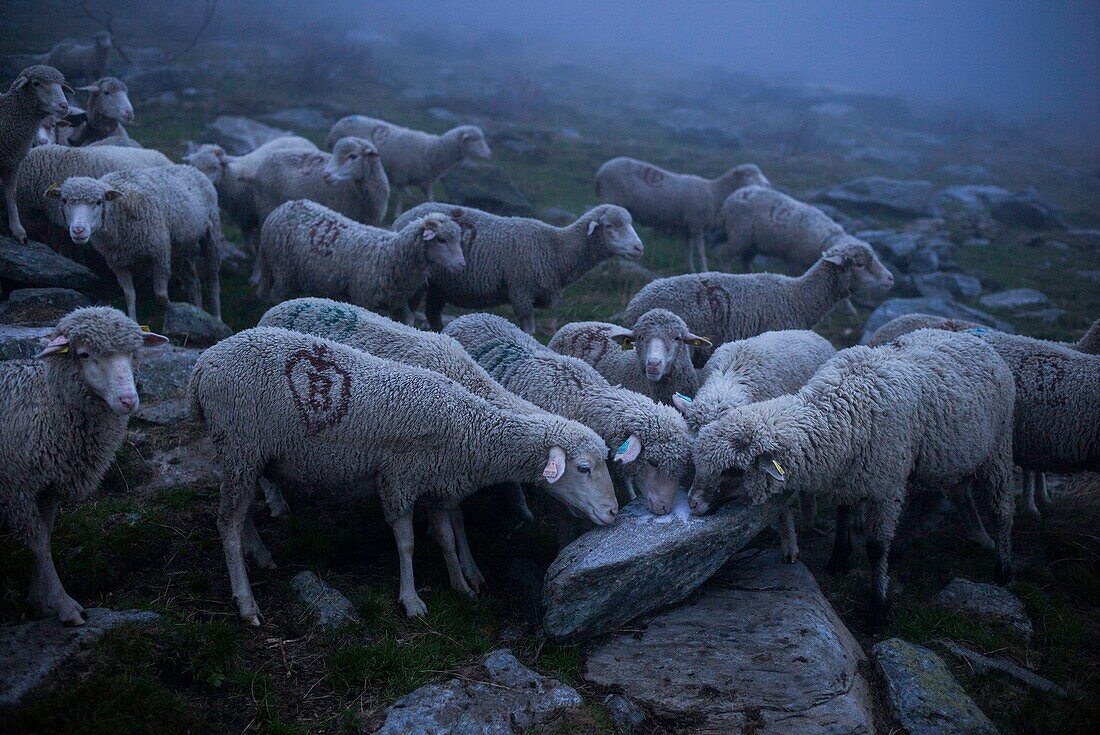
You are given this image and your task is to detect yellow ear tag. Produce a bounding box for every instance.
[620,339,635,351]
[772,459,786,475]
[57,346,69,354]
[140,325,151,332]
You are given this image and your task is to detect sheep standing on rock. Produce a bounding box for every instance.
[395,203,644,334]
[188,326,617,622]
[2,65,71,242]
[324,116,492,216]
[690,329,1017,628]
[45,32,112,83]
[48,165,222,320]
[595,156,769,271]
[623,239,893,349]
[0,307,167,624]
[257,200,464,324]
[64,77,135,147]
[548,309,710,405]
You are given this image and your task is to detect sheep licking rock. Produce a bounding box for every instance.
[2,65,72,242]
[445,313,693,517]
[48,165,222,321]
[623,239,893,349]
[548,309,710,405]
[64,77,135,147]
[0,307,167,624]
[324,116,492,215]
[257,200,465,324]
[689,328,1017,629]
[45,32,112,83]
[595,156,769,271]
[394,203,644,334]
[187,326,617,622]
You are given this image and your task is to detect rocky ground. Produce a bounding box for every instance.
[2,9,1100,734]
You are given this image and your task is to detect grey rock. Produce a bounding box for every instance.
[868,231,921,262]
[937,185,1065,230]
[0,608,160,708]
[123,65,196,97]
[291,571,360,628]
[542,490,792,642]
[939,164,991,182]
[936,185,1015,213]
[1078,269,1100,282]
[262,108,332,130]
[1063,228,1100,251]
[1016,307,1063,325]
[427,107,460,123]
[860,297,1012,344]
[913,272,982,299]
[814,177,937,218]
[201,115,294,155]
[935,578,1032,639]
[134,398,191,426]
[136,436,220,495]
[0,324,51,360]
[873,638,998,735]
[161,302,232,347]
[585,550,874,734]
[137,344,201,401]
[979,288,1049,312]
[441,161,533,216]
[0,236,98,290]
[660,108,743,148]
[844,146,922,170]
[0,288,92,326]
[909,237,958,274]
[750,253,792,274]
[864,230,957,273]
[963,238,991,248]
[374,649,582,735]
[604,694,645,734]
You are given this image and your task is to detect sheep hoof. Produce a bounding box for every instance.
[400,594,428,618]
[783,552,799,564]
[55,596,87,627]
[967,530,996,550]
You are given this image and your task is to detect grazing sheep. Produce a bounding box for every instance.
[324,116,492,215]
[445,313,693,516]
[595,156,769,271]
[188,326,617,622]
[250,136,389,228]
[689,329,1017,628]
[1,307,167,624]
[623,239,894,349]
[718,185,862,273]
[184,136,317,252]
[2,65,72,242]
[15,143,171,244]
[48,165,222,320]
[45,32,112,83]
[64,77,134,147]
[394,203,644,334]
[548,309,711,405]
[256,200,464,324]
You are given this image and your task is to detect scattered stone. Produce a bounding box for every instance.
[660,107,743,148]
[931,639,1067,697]
[750,253,791,274]
[1062,228,1100,251]
[872,638,998,735]
[979,288,1050,312]
[814,177,937,218]
[161,302,232,347]
[373,649,582,735]
[0,287,92,326]
[1078,269,1100,282]
[604,693,645,734]
[262,107,332,130]
[909,236,958,274]
[441,161,533,216]
[860,297,1011,344]
[290,571,360,629]
[201,115,293,155]
[863,230,957,273]
[0,236,98,291]
[0,608,160,708]
[937,185,1014,213]
[1016,308,1063,325]
[123,65,196,98]
[134,398,191,426]
[937,185,1064,230]
[844,146,921,170]
[0,324,51,360]
[934,578,1033,639]
[137,344,202,401]
[913,272,982,299]
[542,490,792,641]
[585,550,874,734]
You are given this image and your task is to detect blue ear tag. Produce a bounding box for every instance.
[674,392,693,403]
[616,439,631,457]
[967,327,988,334]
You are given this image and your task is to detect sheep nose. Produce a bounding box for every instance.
[59,101,69,113]
[71,225,86,236]
[118,394,138,411]
[647,358,661,368]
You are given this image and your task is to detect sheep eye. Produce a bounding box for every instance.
[578,464,591,475]
[97,200,104,205]
[77,351,91,360]
[648,459,659,468]
[347,154,358,160]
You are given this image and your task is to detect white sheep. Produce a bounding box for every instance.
[689,328,1017,628]
[47,165,222,320]
[188,326,617,622]
[64,77,135,147]
[323,116,492,215]
[0,307,167,624]
[394,203,644,334]
[548,309,711,405]
[33,115,70,147]
[256,200,465,324]
[45,32,112,83]
[623,239,894,349]
[595,156,770,271]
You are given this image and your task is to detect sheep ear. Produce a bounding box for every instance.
[671,392,693,415]
[422,227,437,241]
[77,84,101,94]
[822,252,846,266]
[36,334,69,358]
[61,83,75,96]
[140,326,169,346]
[607,326,635,349]
[679,332,712,348]
[44,183,61,199]
[587,220,599,236]
[756,454,787,482]
[614,434,643,464]
[104,189,123,201]
[542,446,566,484]
[10,75,29,92]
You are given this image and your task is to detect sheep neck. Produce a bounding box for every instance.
[546,220,608,289]
[788,261,849,326]
[708,169,747,206]
[461,408,549,487]
[41,358,126,487]
[427,129,466,178]
[766,394,855,496]
[0,90,48,167]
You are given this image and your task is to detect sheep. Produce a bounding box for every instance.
[718,185,862,273]
[1077,318,1100,355]
[1,307,167,624]
[256,200,465,324]
[15,143,171,245]
[187,326,617,622]
[47,165,222,321]
[394,203,644,334]
[622,239,894,349]
[33,115,70,147]
[64,77,134,147]
[444,313,694,516]
[2,65,72,242]
[689,328,1017,628]
[184,136,318,253]
[45,32,112,83]
[595,156,770,271]
[324,116,492,216]
[548,309,711,405]
[258,296,619,587]
[250,136,389,228]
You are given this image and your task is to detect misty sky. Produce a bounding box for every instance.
[385,0,1100,133]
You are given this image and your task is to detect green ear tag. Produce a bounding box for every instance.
[772,459,786,475]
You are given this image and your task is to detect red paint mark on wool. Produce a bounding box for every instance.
[308,217,347,256]
[284,345,352,434]
[643,167,664,188]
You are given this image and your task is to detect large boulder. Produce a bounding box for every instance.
[200,116,294,156]
[0,288,92,326]
[0,237,98,291]
[937,185,1065,230]
[161,302,232,347]
[860,297,1012,344]
[979,288,1050,313]
[137,344,201,402]
[814,177,937,218]
[261,108,333,130]
[542,489,791,642]
[585,550,874,734]
[441,161,533,216]
[660,107,744,148]
[0,324,51,360]
[913,272,982,300]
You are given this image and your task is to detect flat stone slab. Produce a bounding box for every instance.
[0,287,91,326]
[542,489,791,642]
[873,638,998,735]
[860,297,1012,344]
[814,176,937,218]
[979,288,1050,312]
[0,324,51,360]
[134,397,191,426]
[0,236,98,290]
[162,302,232,347]
[585,549,873,734]
[934,578,1032,639]
[0,608,159,708]
[290,571,360,629]
[374,649,582,734]
[137,344,201,401]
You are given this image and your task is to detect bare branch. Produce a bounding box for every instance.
[164,0,219,64]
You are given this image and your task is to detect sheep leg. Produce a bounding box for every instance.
[115,269,138,320]
[449,506,485,592]
[512,295,537,335]
[978,456,1015,586]
[864,496,902,631]
[393,189,406,219]
[218,467,264,626]
[26,498,86,625]
[1035,472,1051,513]
[686,232,696,272]
[242,512,276,570]
[391,513,428,617]
[799,491,821,536]
[424,182,435,202]
[183,259,203,309]
[261,478,289,518]
[152,262,171,311]
[392,305,415,326]
[623,476,638,501]
[425,291,446,332]
[201,229,223,320]
[1021,471,1041,521]
[780,504,800,563]
[430,505,475,598]
[827,503,853,574]
[949,484,994,549]
[502,483,534,524]
[692,232,708,272]
[3,177,26,243]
